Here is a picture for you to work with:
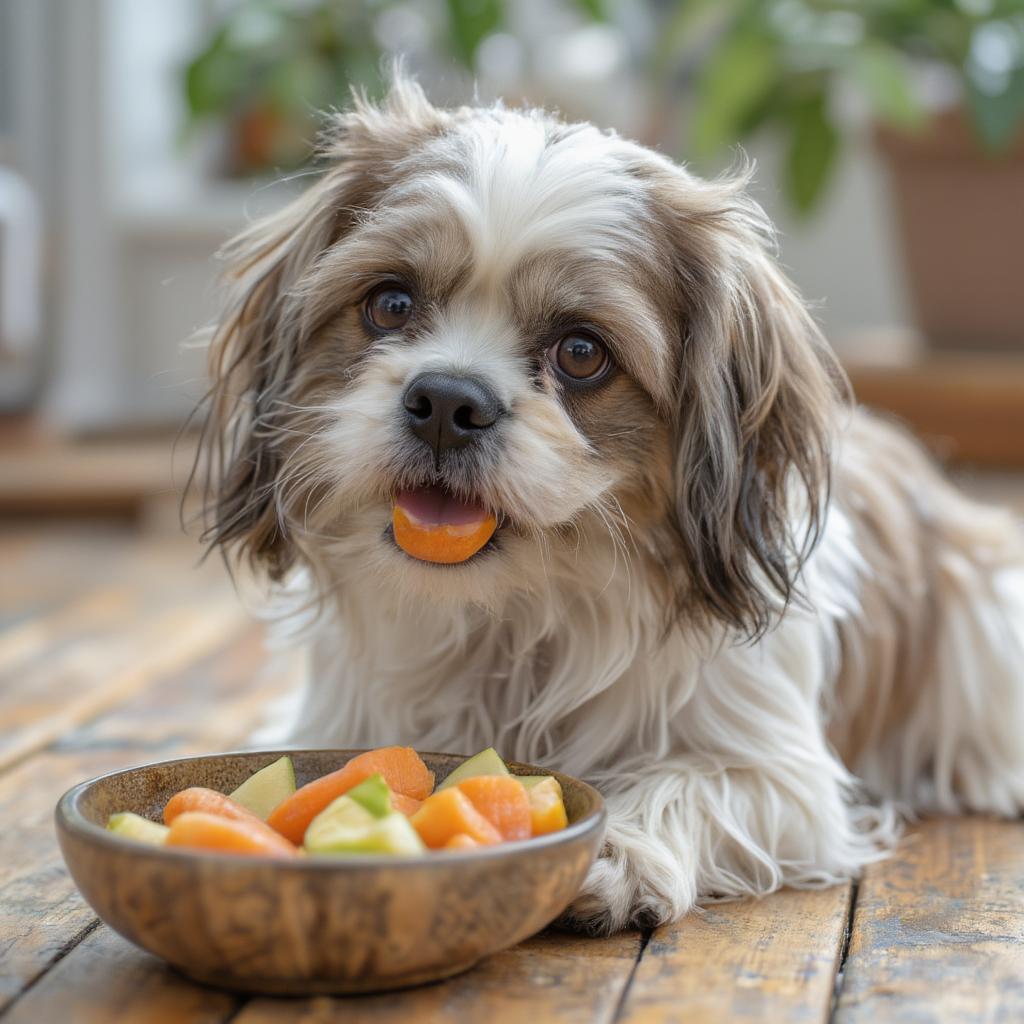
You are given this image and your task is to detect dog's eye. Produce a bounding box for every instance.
[365,284,413,331]
[548,333,610,382]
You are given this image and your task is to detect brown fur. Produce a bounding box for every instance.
[198,78,847,641]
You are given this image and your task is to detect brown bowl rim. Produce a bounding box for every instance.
[56,748,607,870]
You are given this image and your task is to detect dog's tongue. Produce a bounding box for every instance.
[395,486,489,527]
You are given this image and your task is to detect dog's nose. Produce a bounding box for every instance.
[403,372,503,457]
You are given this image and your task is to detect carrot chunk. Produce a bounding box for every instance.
[266,747,434,845]
[456,775,532,841]
[444,833,480,851]
[392,506,497,564]
[390,792,423,817]
[163,787,264,827]
[166,811,298,858]
[410,789,502,848]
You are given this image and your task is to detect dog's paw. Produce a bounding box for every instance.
[556,844,690,935]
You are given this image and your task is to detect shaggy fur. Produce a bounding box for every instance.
[196,76,1024,933]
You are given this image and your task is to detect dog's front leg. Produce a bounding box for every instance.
[559,756,890,935]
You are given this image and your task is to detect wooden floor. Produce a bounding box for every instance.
[1,521,1023,1023]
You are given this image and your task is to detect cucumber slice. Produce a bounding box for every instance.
[438,747,509,790]
[517,775,561,793]
[229,755,296,819]
[304,795,425,856]
[347,773,392,819]
[107,812,169,845]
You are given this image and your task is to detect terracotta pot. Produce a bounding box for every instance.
[874,110,1024,351]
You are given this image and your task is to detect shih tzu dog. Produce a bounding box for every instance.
[197,75,1024,933]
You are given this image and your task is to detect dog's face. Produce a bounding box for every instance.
[201,79,843,635]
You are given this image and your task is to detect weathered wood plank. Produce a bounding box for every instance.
[834,817,1024,1023]
[617,885,852,1024]
[0,524,221,627]
[0,587,135,678]
[231,929,645,1024]
[0,625,296,1012]
[2,924,238,1024]
[0,599,249,770]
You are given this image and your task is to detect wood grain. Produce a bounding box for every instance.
[231,929,644,1024]
[617,885,852,1024]
[0,599,249,770]
[846,350,1024,468]
[2,926,239,1024]
[0,625,295,1011]
[834,818,1024,1023]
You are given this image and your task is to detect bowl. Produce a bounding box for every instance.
[55,749,605,995]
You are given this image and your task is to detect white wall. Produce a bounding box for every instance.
[748,132,911,354]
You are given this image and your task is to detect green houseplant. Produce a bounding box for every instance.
[183,0,603,177]
[656,0,1024,349]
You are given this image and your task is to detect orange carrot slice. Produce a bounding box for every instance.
[410,789,502,849]
[163,787,264,827]
[391,792,423,817]
[392,505,497,564]
[267,747,434,845]
[166,811,298,858]
[444,833,480,851]
[456,775,531,842]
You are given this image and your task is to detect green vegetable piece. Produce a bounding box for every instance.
[107,812,169,845]
[229,755,296,819]
[304,795,425,856]
[517,775,561,793]
[438,748,510,790]
[346,773,392,819]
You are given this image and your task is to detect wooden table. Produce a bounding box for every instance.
[2,522,1023,1023]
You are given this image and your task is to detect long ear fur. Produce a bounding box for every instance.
[193,76,445,578]
[652,163,849,637]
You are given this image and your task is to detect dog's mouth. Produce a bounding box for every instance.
[386,484,501,565]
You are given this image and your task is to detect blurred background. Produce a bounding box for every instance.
[1,0,1023,523]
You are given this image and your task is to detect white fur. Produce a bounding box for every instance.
[217,91,1024,933]
[261,476,1024,931]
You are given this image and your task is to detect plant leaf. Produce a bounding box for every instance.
[445,0,505,68]
[184,26,243,118]
[570,0,606,20]
[966,66,1024,151]
[851,41,925,129]
[692,31,780,159]
[654,0,739,76]
[784,92,840,215]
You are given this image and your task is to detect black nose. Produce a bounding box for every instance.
[403,372,503,458]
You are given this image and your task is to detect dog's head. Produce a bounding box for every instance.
[198,76,845,637]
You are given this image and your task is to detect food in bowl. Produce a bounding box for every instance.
[57,750,605,993]
[104,746,568,857]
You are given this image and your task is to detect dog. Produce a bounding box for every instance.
[196,75,1024,934]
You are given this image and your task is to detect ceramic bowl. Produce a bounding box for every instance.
[56,749,605,994]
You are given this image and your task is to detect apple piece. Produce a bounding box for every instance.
[346,773,392,818]
[107,812,170,845]
[438,747,509,791]
[304,795,425,856]
[517,775,560,792]
[229,755,296,820]
[527,777,569,835]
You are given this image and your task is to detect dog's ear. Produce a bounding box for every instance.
[195,76,445,578]
[648,163,848,637]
